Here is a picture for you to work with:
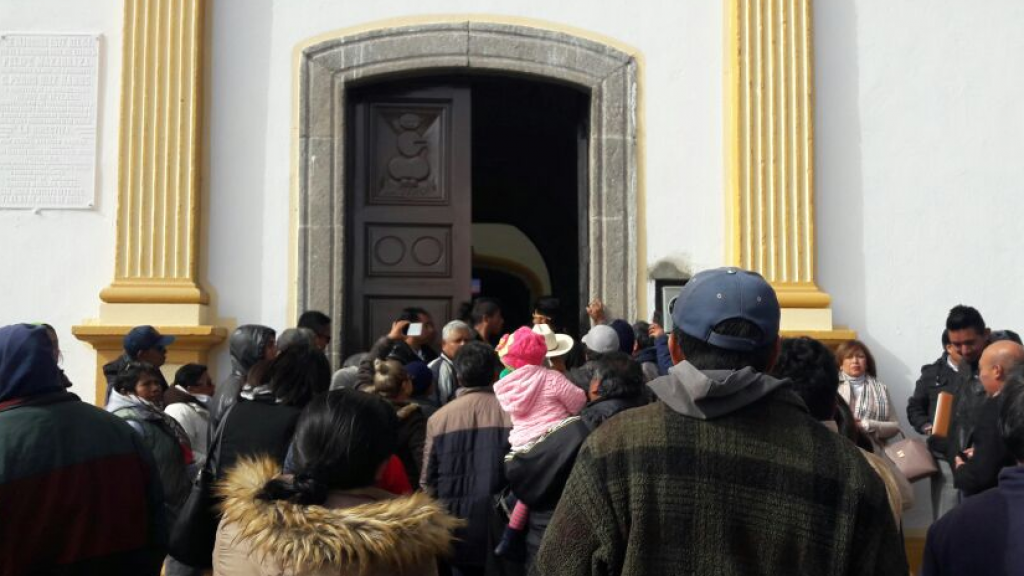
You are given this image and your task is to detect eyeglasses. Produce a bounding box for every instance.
[532,314,552,324]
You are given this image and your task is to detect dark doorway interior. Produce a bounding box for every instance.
[344,75,588,355]
[471,77,588,337]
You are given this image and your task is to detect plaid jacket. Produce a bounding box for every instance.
[533,392,907,576]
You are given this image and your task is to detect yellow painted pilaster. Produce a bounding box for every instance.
[726,0,851,338]
[74,0,224,402]
[102,0,206,305]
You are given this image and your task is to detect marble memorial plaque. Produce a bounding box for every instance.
[0,34,99,209]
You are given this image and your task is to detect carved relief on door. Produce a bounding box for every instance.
[348,85,471,356]
[366,224,451,278]
[369,105,448,204]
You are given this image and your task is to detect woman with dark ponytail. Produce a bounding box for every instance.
[214,388,461,575]
[371,358,428,489]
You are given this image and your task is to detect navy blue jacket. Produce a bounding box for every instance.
[422,387,511,569]
[654,334,674,375]
[923,466,1024,576]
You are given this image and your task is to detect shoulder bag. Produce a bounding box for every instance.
[167,402,234,567]
[884,432,939,482]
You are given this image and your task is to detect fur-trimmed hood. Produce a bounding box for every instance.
[216,457,461,575]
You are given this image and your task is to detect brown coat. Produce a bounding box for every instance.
[213,457,461,576]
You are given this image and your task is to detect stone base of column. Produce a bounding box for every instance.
[772,282,857,349]
[781,307,834,331]
[73,304,226,406]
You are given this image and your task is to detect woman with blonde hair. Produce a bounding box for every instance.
[371,359,428,488]
[836,339,901,445]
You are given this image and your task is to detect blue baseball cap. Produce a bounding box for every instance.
[123,325,175,356]
[672,267,780,351]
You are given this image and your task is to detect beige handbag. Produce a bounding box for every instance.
[884,433,939,482]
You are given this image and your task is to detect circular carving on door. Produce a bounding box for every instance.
[374,236,406,266]
[412,237,443,266]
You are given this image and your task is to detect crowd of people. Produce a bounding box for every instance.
[1,268,1023,575]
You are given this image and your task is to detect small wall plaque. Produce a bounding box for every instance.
[0,33,99,209]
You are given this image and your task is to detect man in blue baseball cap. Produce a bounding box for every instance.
[536,267,906,576]
[103,325,175,403]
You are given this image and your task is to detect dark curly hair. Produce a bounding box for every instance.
[251,344,331,408]
[946,304,986,334]
[771,337,839,421]
[114,361,164,396]
[591,351,645,400]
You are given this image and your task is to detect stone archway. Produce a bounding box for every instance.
[296,22,638,362]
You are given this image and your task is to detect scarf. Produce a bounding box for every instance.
[110,391,194,456]
[840,372,890,423]
[240,383,279,402]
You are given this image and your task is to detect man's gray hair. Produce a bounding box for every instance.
[442,320,473,341]
[277,327,316,353]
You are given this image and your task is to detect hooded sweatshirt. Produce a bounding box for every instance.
[209,324,275,427]
[0,323,63,406]
[494,364,587,449]
[646,359,795,419]
[0,324,166,575]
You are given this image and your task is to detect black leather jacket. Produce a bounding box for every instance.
[906,353,960,455]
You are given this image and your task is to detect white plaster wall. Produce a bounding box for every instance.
[816,0,1024,529]
[12,0,1024,532]
[0,0,122,402]
[205,0,725,376]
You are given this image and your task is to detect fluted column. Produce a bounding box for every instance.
[74,0,224,404]
[101,0,206,305]
[725,0,849,337]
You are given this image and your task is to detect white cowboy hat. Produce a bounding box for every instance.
[532,323,574,358]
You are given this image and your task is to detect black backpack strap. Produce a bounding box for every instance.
[203,400,237,478]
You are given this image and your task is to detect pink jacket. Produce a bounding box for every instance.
[494,364,587,448]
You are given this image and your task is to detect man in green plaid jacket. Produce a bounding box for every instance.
[533,268,907,576]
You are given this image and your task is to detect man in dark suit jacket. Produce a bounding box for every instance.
[923,366,1024,576]
[954,340,1024,496]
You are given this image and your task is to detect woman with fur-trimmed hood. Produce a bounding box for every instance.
[214,388,461,576]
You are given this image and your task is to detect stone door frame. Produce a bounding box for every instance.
[297,22,638,363]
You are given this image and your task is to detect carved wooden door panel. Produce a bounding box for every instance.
[346,85,472,355]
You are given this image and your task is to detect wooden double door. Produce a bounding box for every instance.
[345,84,472,354]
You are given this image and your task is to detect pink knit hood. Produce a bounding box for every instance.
[494,364,587,448]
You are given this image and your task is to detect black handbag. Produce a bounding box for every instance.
[167,403,233,568]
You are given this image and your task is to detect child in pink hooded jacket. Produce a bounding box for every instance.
[493,326,587,558]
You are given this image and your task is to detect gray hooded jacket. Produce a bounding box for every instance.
[647,360,799,419]
[209,325,275,428]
